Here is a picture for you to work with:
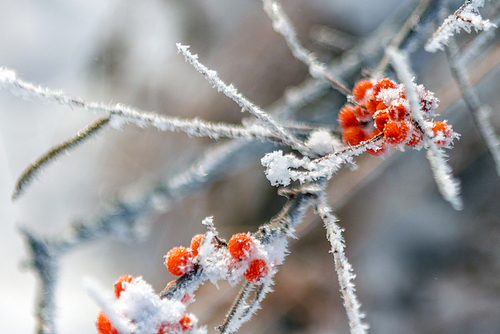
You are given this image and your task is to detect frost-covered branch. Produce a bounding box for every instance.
[0,67,282,142]
[12,116,111,201]
[388,47,463,210]
[445,37,500,177]
[425,0,497,53]
[176,44,309,154]
[316,198,369,334]
[261,0,352,97]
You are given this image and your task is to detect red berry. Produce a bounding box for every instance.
[372,78,396,98]
[244,259,269,283]
[179,315,193,331]
[389,103,407,121]
[342,126,366,146]
[190,234,205,257]
[114,275,134,298]
[376,101,388,111]
[363,95,378,114]
[352,79,373,101]
[338,105,360,129]
[374,110,390,131]
[406,129,423,148]
[432,121,452,146]
[165,246,193,276]
[384,121,409,145]
[228,233,254,260]
[96,311,118,334]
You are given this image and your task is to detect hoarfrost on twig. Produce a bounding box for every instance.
[425,0,497,53]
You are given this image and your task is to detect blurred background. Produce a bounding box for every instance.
[1,0,500,333]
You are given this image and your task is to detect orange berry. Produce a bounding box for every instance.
[228,233,254,260]
[244,259,269,283]
[384,121,409,145]
[352,79,373,101]
[376,102,388,111]
[114,275,134,298]
[432,121,452,146]
[406,128,423,148]
[363,94,378,114]
[372,78,396,98]
[338,105,360,129]
[374,110,390,132]
[342,126,366,146]
[179,315,193,331]
[165,246,193,276]
[190,234,205,257]
[389,103,407,121]
[96,311,118,334]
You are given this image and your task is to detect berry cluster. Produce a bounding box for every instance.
[165,232,271,284]
[96,276,198,334]
[338,78,456,156]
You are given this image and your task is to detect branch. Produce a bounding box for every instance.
[316,198,369,334]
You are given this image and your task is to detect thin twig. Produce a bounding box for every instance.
[12,116,111,201]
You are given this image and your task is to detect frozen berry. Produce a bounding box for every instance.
[389,103,407,121]
[228,233,253,260]
[338,105,360,129]
[354,105,371,121]
[372,78,396,98]
[384,121,409,145]
[190,234,205,257]
[244,259,269,283]
[406,128,423,148]
[165,246,193,276]
[432,121,452,146]
[374,110,390,131]
[365,130,387,156]
[114,275,134,298]
[179,315,193,331]
[96,311,118,334]
[352,79,373,101]
[342,126,366,146]
[363,94,378,114]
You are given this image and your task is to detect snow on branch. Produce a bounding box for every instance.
[425,0,497,53]
[426,144,463,210]
[388,48,463,210]
[261,133,384,187]
[316,197,369,334]
[0,67,279,141]
[175,44,308,153]
[261,0,352,97]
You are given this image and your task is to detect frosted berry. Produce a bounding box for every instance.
[165,246,193,276]
[179,315,193,331]
[190,234,205,257]
[406,128,423,148]
[376,101,388,111]
[244,259,269,283]
[354,105,371,121]
[372,78,396,98]
[338,105,360,129]
[374,110,390,132]
[228,233,253,260]
[389,103,407,121]
[432,121,452,146]
[342,126,366,146]
[365,130,387,156]
[384,121,409,145]
[96,311,118,334]
[352,79,373,101]
[114,275,134,298]
[363,95,378,114]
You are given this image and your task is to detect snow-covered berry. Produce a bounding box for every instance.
[244,259,269,283]
[228,233,254,260]
[114,275,134,298]
[165,246,194,276]
[352,79,373,101]
[96,311,118,334]
[342,126,366,146]
[190,234,205,257]
[384,121,409,145]
[338,105,360,129]
[179,315,193,331]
